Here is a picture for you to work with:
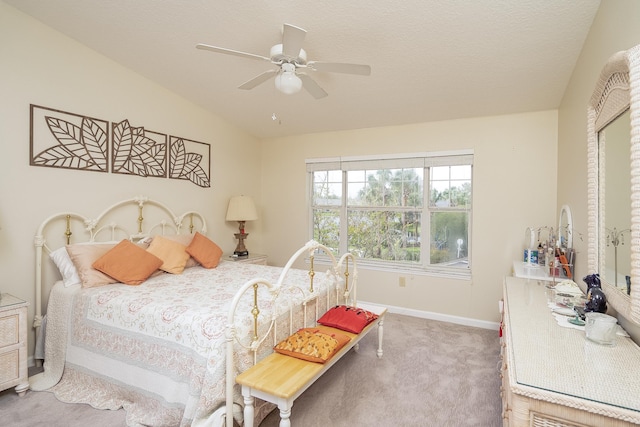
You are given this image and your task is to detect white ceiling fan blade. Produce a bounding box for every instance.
[238,70,278,90]
[196,43,271,62]
[282,24,307,59]
[307,61,371,76]
[298,73,328,99]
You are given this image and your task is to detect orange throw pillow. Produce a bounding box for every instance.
[146,235,190,274]
[274,328,351,364]
[185,232,223,268]
[92,239,163,285]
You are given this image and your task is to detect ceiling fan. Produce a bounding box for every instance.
[196,23,371,99]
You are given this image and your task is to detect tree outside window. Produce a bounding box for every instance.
[309,154,472,275]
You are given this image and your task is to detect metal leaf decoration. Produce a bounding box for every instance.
[30,105,211,188]
[169,138,210,188]
[112,120,166,177]
[31,115,108,171]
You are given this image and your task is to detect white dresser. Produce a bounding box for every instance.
[0,294,29,396]
[501,276,640,426]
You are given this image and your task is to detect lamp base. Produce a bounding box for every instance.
[233,230,249,257]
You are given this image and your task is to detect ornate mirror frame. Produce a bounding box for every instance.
[587,45,640,324]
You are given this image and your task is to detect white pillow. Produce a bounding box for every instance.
[49,246,81,287]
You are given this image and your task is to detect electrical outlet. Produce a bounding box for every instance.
[399,276,406,287]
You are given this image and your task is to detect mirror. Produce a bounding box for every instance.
[587,45,640,324]
[601,110,631,294]
[558,204,573,251]
[558,205,575,279]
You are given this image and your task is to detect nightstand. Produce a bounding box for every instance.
[224,253,268,265]
[0,294,29,396]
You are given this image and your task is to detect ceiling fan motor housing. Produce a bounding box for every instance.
[270,44,307,65]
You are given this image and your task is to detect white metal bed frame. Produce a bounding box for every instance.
[221,240,357,427]
[33,196,358,427]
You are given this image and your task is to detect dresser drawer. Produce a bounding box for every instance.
[0,296,29,396]
[0,313,19,348]
[0,349,19,384]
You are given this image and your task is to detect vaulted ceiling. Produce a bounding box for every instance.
[5,0,601,138]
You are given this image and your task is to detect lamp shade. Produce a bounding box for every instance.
[226,196,258,221]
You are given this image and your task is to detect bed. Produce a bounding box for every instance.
[29,196,358,427]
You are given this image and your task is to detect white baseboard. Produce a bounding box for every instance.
[359,301,500,331]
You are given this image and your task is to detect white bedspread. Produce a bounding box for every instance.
[32,261,334,426]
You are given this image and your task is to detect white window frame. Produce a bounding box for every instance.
[307,150,473,280]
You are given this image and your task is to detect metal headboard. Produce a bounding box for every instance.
[33,195,207,340]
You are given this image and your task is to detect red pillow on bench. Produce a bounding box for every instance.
[317,305,379,334]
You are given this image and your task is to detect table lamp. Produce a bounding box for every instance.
[226,195,258,256]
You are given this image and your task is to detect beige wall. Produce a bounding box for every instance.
[260,111,558,325]
[558,0,640,338]
[0,3,262,353]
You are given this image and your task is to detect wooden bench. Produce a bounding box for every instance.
[236,304,387,427]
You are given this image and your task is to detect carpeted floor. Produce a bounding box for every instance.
[0,313,502,426]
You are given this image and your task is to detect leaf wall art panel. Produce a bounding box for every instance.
[30,105,109,172]
[29,104,212,188]
[169,136,211,188]
[112,120,167,178]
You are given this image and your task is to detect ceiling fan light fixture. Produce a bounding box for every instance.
[197,23,371,99]
[275,63,302,95]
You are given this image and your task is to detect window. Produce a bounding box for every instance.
[307,152,473,277]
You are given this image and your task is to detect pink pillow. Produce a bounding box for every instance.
[185,232,223,268]
[92,240,163,285]
[66,242,121,288]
